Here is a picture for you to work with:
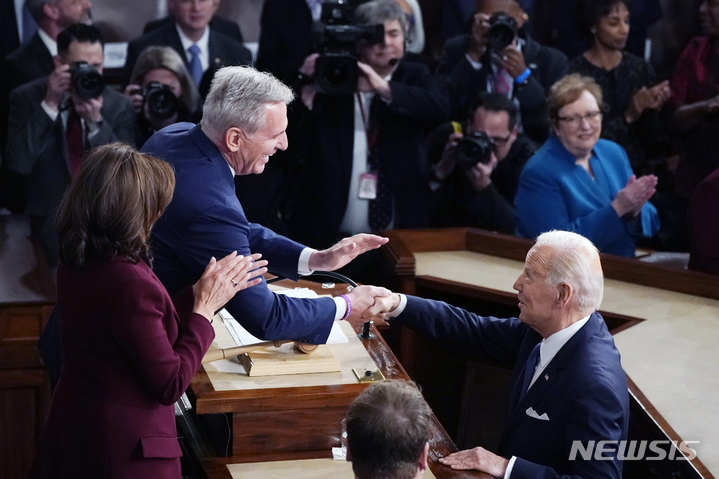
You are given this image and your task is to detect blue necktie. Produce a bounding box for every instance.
[520,343,541,399]
[189,44,203,86]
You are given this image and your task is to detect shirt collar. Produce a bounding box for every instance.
[38,28,57,56]
[176,23,210,54]
[538,314,591,370]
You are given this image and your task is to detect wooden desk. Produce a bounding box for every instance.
[191,278,489,479]
[383,228,717,479]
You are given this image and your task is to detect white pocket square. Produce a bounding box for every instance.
[526,407,550,421]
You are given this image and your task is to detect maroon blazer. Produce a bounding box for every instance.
[28,257,215,479]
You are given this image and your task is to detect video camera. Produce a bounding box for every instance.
[312,0,384,96]
[455,131,495,169]
[69,61,105,100]
[487,12,518,51]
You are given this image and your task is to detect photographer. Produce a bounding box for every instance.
[124,46,200,147]
[5,23,135,267]
[428,92,536,233]
[285,0,449,284]
[436,0,567,143]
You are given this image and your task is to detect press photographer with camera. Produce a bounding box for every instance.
[428,92,536,233]
[285,0,449,284]
[5,23,135,268]
[124,46,200,147]
[436,0,568,144]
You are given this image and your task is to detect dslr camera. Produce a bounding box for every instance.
[455,131,495,169]
[69,61,105,100]
[312,0,384,96]
[135,82,179,120]
[487,12,518,51]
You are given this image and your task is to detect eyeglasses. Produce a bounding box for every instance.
[556,111,602,127]
[490,133,512,148]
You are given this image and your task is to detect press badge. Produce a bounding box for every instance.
[358,172,377,199]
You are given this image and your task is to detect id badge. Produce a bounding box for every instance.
[358,172,377,200]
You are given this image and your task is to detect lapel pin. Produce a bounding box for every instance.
[214,57,221,64]
[545,374,549,381]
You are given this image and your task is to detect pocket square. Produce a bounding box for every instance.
[526,407,550,421]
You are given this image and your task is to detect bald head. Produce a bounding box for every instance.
[475,0,527,27]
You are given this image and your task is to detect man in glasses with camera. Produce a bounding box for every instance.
[5,23,135,267]
[436,0,567,144]
[428,92,536,234]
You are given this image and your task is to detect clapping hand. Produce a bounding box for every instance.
[626,80,671,122]
[611,174,658,218]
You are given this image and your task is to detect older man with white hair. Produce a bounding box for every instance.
[367,230,629,479]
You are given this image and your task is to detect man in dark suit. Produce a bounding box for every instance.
[0,0,93,212]
[436,0,567,143]
[367,230,629,478]
[143,0,243,44]
[5,24,136,267]
[285,0,449,283]
[123,0,251,95]
[143,65,391,344]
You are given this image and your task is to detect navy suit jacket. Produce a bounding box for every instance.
[394,297,629,479]
[143,123,336,343]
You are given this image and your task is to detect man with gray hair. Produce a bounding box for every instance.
[143,65,391,343]
[366,230,629,479]
[346,380,432,479]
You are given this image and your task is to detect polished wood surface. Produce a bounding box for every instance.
[382,228,714,479]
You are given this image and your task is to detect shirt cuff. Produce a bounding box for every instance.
[505,456,517,478]
[387,293,408,318]
[464,54,483,71]
[332,296,347,321]
[298,247,317,276]
[41,100,59,121]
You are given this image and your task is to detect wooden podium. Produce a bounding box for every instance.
[381,228,718,479]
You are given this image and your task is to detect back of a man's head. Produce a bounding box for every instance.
[346,380,431,479]
[201,66,294,145]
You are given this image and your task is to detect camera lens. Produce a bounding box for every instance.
[145,83,178,120]
[487,12,518,51]
[455,132,494,169]
[71,62,105,100]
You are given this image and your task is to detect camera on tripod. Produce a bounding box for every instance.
[312,0,384,96]
[487,12,518,51]
[455,131,495,169]
[69,61,105,100]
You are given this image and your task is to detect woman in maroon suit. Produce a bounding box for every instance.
[27,143,267,478]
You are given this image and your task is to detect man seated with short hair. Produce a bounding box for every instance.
[428,92,536,233]
[346,380,432,479]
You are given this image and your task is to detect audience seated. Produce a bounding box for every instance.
[143,0,243,43]
[346,380,432,479]
[5,23,136,267]
[435,0,568,143]
[514,74,659,257]
[124,46,200,147]
[427,92,536,233]
[688,167,719,274]
[569,0,670,175]
[122,0,251,97]
[0,0,92,213]
[667,0,719,252]
[284,0,449,284]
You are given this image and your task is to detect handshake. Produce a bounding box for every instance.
[341,285,402,327]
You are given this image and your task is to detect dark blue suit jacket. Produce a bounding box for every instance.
[143,123,335,343]
[394,297,628,479]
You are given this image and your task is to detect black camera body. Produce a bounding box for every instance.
[69,61,105,100]
[487,12,518,51]
[313,0,384,96]
[140,82,179,120]
[455,131,495,169]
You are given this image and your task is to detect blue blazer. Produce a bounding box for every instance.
[143,123,335,344]
[394,297,629,479]
[514,136,659,257]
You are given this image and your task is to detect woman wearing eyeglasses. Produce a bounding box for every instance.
[514,74,659,257]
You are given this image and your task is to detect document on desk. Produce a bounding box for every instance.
[218,287,349,347]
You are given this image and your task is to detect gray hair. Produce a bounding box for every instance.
[201,66,294,144]
[26,0,55,23]
[130,46,199,114]
[532,230,604,311]
[353,0,409,37]
[346,380,431,479]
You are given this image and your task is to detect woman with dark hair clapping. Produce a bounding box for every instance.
[27,143,267,478]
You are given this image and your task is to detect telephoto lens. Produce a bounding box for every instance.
[69,61,105,99]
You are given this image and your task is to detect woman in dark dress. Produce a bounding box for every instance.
[27,143,267,478]
[569,0,670,173]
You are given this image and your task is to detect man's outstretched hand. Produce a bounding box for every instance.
[308,234,389,272]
